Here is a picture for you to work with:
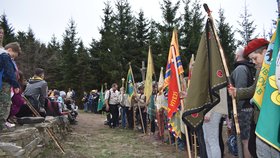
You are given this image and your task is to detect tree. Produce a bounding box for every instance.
[0,13,16,45]
[61,19,79,89]
[157,0,181,70]
[46,35,62,89]
[237,2,257,45]
[216,8,236,71]
[187,0,204,56]
[114,0,136,81]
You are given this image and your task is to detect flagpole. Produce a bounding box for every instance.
[203,4,243,158]
[129,63,146,134]
[171,42,192,158]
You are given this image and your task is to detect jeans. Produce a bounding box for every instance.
[121,107,127,128]
[203,112,223,158]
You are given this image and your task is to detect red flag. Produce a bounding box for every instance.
[167,62,180,119]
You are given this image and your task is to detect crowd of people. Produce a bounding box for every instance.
[95,38,279,158]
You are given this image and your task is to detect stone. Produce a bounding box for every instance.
[0,142,25,157]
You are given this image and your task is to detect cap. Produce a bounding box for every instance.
[243,38,269,57]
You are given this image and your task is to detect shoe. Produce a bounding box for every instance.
[5,122,15,128]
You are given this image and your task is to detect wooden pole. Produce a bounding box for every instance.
[203,3,243,158]
[130,63,146,134]
[22,96,65,154]
[171,42,192,158]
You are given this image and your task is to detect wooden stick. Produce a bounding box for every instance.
[129,63,146,134]
[22,96,65,154]
[194,132,197,158]
[203,3,243,158]
[171,41,192,158]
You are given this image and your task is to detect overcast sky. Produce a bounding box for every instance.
[0,0,277,47]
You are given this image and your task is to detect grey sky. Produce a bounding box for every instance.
[0,0,277,47]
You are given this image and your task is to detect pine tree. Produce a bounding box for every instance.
[216,8,236,71]
[237,2,257,45]
[158,0,181,69]
[0,13,16,45]
[114,0,136,81]
[188,0,204,56]
[46,35,62,89]
[61,19,79,89]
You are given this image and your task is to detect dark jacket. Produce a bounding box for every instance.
[231,61,255,109]
[0,51,20,88]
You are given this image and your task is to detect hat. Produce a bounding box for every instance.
[91,90,97,93]
[243,38,269,57]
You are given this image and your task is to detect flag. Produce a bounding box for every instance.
[126,65,135,104]
[252,32,276,109]
[97,85,104,111]
[144,47,155,104]
[164,30,184,89]
[163,29,184,137]
[255,18,280,151]
[182,18,227,130]
[167,62,180,119]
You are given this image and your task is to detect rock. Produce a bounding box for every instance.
[17,117,45,125]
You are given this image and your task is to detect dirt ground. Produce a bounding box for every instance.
[38,111,236,158]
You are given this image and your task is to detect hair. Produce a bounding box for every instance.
[34,68,44,77]
[4,42,22,55]
[253,46,267,54]
[112,83,118,88]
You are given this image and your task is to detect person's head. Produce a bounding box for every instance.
[0,26,4,46]
[244,38,269,69]
[234,47,245,62]
[34,68,45,79]
[54,90,60,98]
[138,86,144,94]
[111,83,118,91]
[4,42,22,59]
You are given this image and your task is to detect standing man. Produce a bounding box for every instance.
[0,42,21,129]
[135,86,147,133]
[231,47,255,158]
[105,83,120,128]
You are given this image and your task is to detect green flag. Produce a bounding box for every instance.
[126,65,135,104]
[97,85,104,111]
[255,18,280,151]
[182,18,227,130]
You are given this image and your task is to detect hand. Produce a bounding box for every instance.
[14,88,20,94]
[228,85,237,98]
[204,115,210,123]
[106,105,109,111]
[180,91,187,98]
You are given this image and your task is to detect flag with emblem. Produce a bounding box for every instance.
[252,32,276,109]
[182,18,227,130]
[97,84,104,111]
[126,65,135,104]
[255,18,280,151]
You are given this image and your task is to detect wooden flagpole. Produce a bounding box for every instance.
[129,63,146,134]
[203,3,243,158]
[22,96,65,154]
[171,43,192,158]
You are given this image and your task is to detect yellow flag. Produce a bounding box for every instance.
[144,47,155,104]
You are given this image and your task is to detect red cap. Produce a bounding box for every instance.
[243,38,269,57]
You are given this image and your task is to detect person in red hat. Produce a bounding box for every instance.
[228,38,271,158]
